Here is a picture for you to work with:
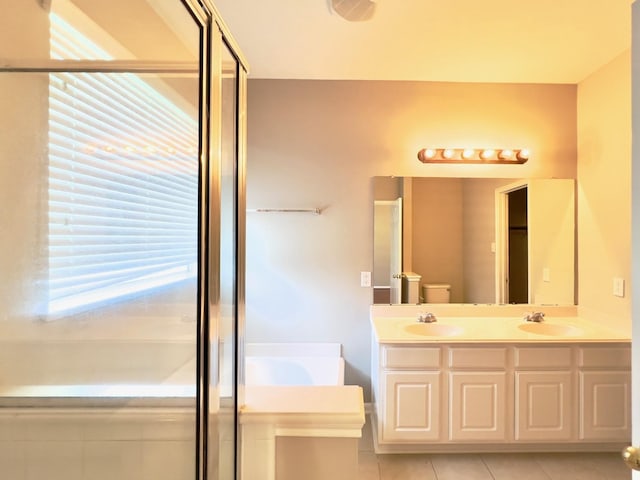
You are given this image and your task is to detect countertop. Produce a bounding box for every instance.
[371,315,630,344]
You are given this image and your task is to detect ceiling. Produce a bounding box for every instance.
[213,0,632,84]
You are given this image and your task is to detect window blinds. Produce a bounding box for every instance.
[47,14,199,314]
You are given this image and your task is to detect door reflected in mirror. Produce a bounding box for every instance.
[373,177,575,305]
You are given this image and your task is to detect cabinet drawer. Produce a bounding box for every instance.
[449,347,506,369]
[515,347,572,368]
[578,346,631,368]
[383,346,441,369]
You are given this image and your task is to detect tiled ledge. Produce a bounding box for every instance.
[240,385,365,480]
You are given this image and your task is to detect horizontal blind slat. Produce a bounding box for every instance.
[47,16,199,315]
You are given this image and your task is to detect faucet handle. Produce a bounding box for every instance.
[418,312,437,323]
[524,311,545,322]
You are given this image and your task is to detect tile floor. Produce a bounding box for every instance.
[358,416,632,480]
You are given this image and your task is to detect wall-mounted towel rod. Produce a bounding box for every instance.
[247,208,322,215]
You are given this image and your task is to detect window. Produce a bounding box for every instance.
[47,14,198,315]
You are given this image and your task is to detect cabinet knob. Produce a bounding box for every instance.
[622,446,640,470]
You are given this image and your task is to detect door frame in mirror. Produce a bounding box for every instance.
[495,180,529,304]
[495,178,576,305]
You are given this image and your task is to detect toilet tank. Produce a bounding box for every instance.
[422,284,451,303]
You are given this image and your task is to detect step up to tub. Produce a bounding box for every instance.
[240,385,365,480]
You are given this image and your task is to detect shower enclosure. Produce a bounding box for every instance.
[0,1,247,478]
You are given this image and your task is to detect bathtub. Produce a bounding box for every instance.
[245,342,345,386]
[241,344,359,480]
[0,339,353,480]
[0,340,345,405]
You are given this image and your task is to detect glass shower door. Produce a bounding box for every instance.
[0,1,247,479]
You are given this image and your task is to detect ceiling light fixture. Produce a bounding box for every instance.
[417,148,530,164]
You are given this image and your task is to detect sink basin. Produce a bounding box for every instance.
[403,323,464,337]
[518,322,584,337]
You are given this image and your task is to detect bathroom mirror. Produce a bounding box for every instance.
[373,176,576,305]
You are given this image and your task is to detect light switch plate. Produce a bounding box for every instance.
[543,268,550,282]
[360,271,371,287]
[613,277,625,297]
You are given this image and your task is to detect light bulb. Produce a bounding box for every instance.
[498,149,514,160]
[462,149,475,160]
[517,149,530,161]
[480,149,495,160]
[423,149,436,159]
[442,148,455,159]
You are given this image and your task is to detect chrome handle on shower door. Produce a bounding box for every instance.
[622,446,640,470]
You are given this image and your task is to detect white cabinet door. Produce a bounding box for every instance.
[515,371,573,441]
[449,372,506,441]
[580,370,631,441]
[383,371,441,442]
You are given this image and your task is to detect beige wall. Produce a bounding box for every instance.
[246,80,577,395]
[577,51,632,332]
[527,179,575,305]
[411,177,464,302]
[461,178,509,303]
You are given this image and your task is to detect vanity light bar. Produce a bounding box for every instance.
[417,148,530,164]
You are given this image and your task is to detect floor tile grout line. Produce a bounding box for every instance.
[427,456,438,480]
[532,453,556,480]
[479,455,497,480]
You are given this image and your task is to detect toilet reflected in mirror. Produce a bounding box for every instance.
[422,283,451,303]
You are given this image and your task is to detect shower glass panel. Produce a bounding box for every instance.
[0,1,224,479]
[0,71,200,480]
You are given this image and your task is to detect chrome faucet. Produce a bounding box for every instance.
[524,311,545,323]
[418,312,437,323]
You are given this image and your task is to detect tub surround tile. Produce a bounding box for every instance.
[276,436,359,480]
[25,441,83,480]
[24,417,84,441]
[82,418,143,441]
[141,440,194,480]
[0,441,26,480]
[83,440,143,480]
[140,413,195,440]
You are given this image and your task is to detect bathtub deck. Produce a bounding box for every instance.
[241,385,364,430]
[240,385,365,480]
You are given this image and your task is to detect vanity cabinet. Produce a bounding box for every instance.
[383,371,441,441]
[372,341,630,453]
[578,346,631,441]
[448,347,507,442]
[380,346,442,442]
[514,346,573,441]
